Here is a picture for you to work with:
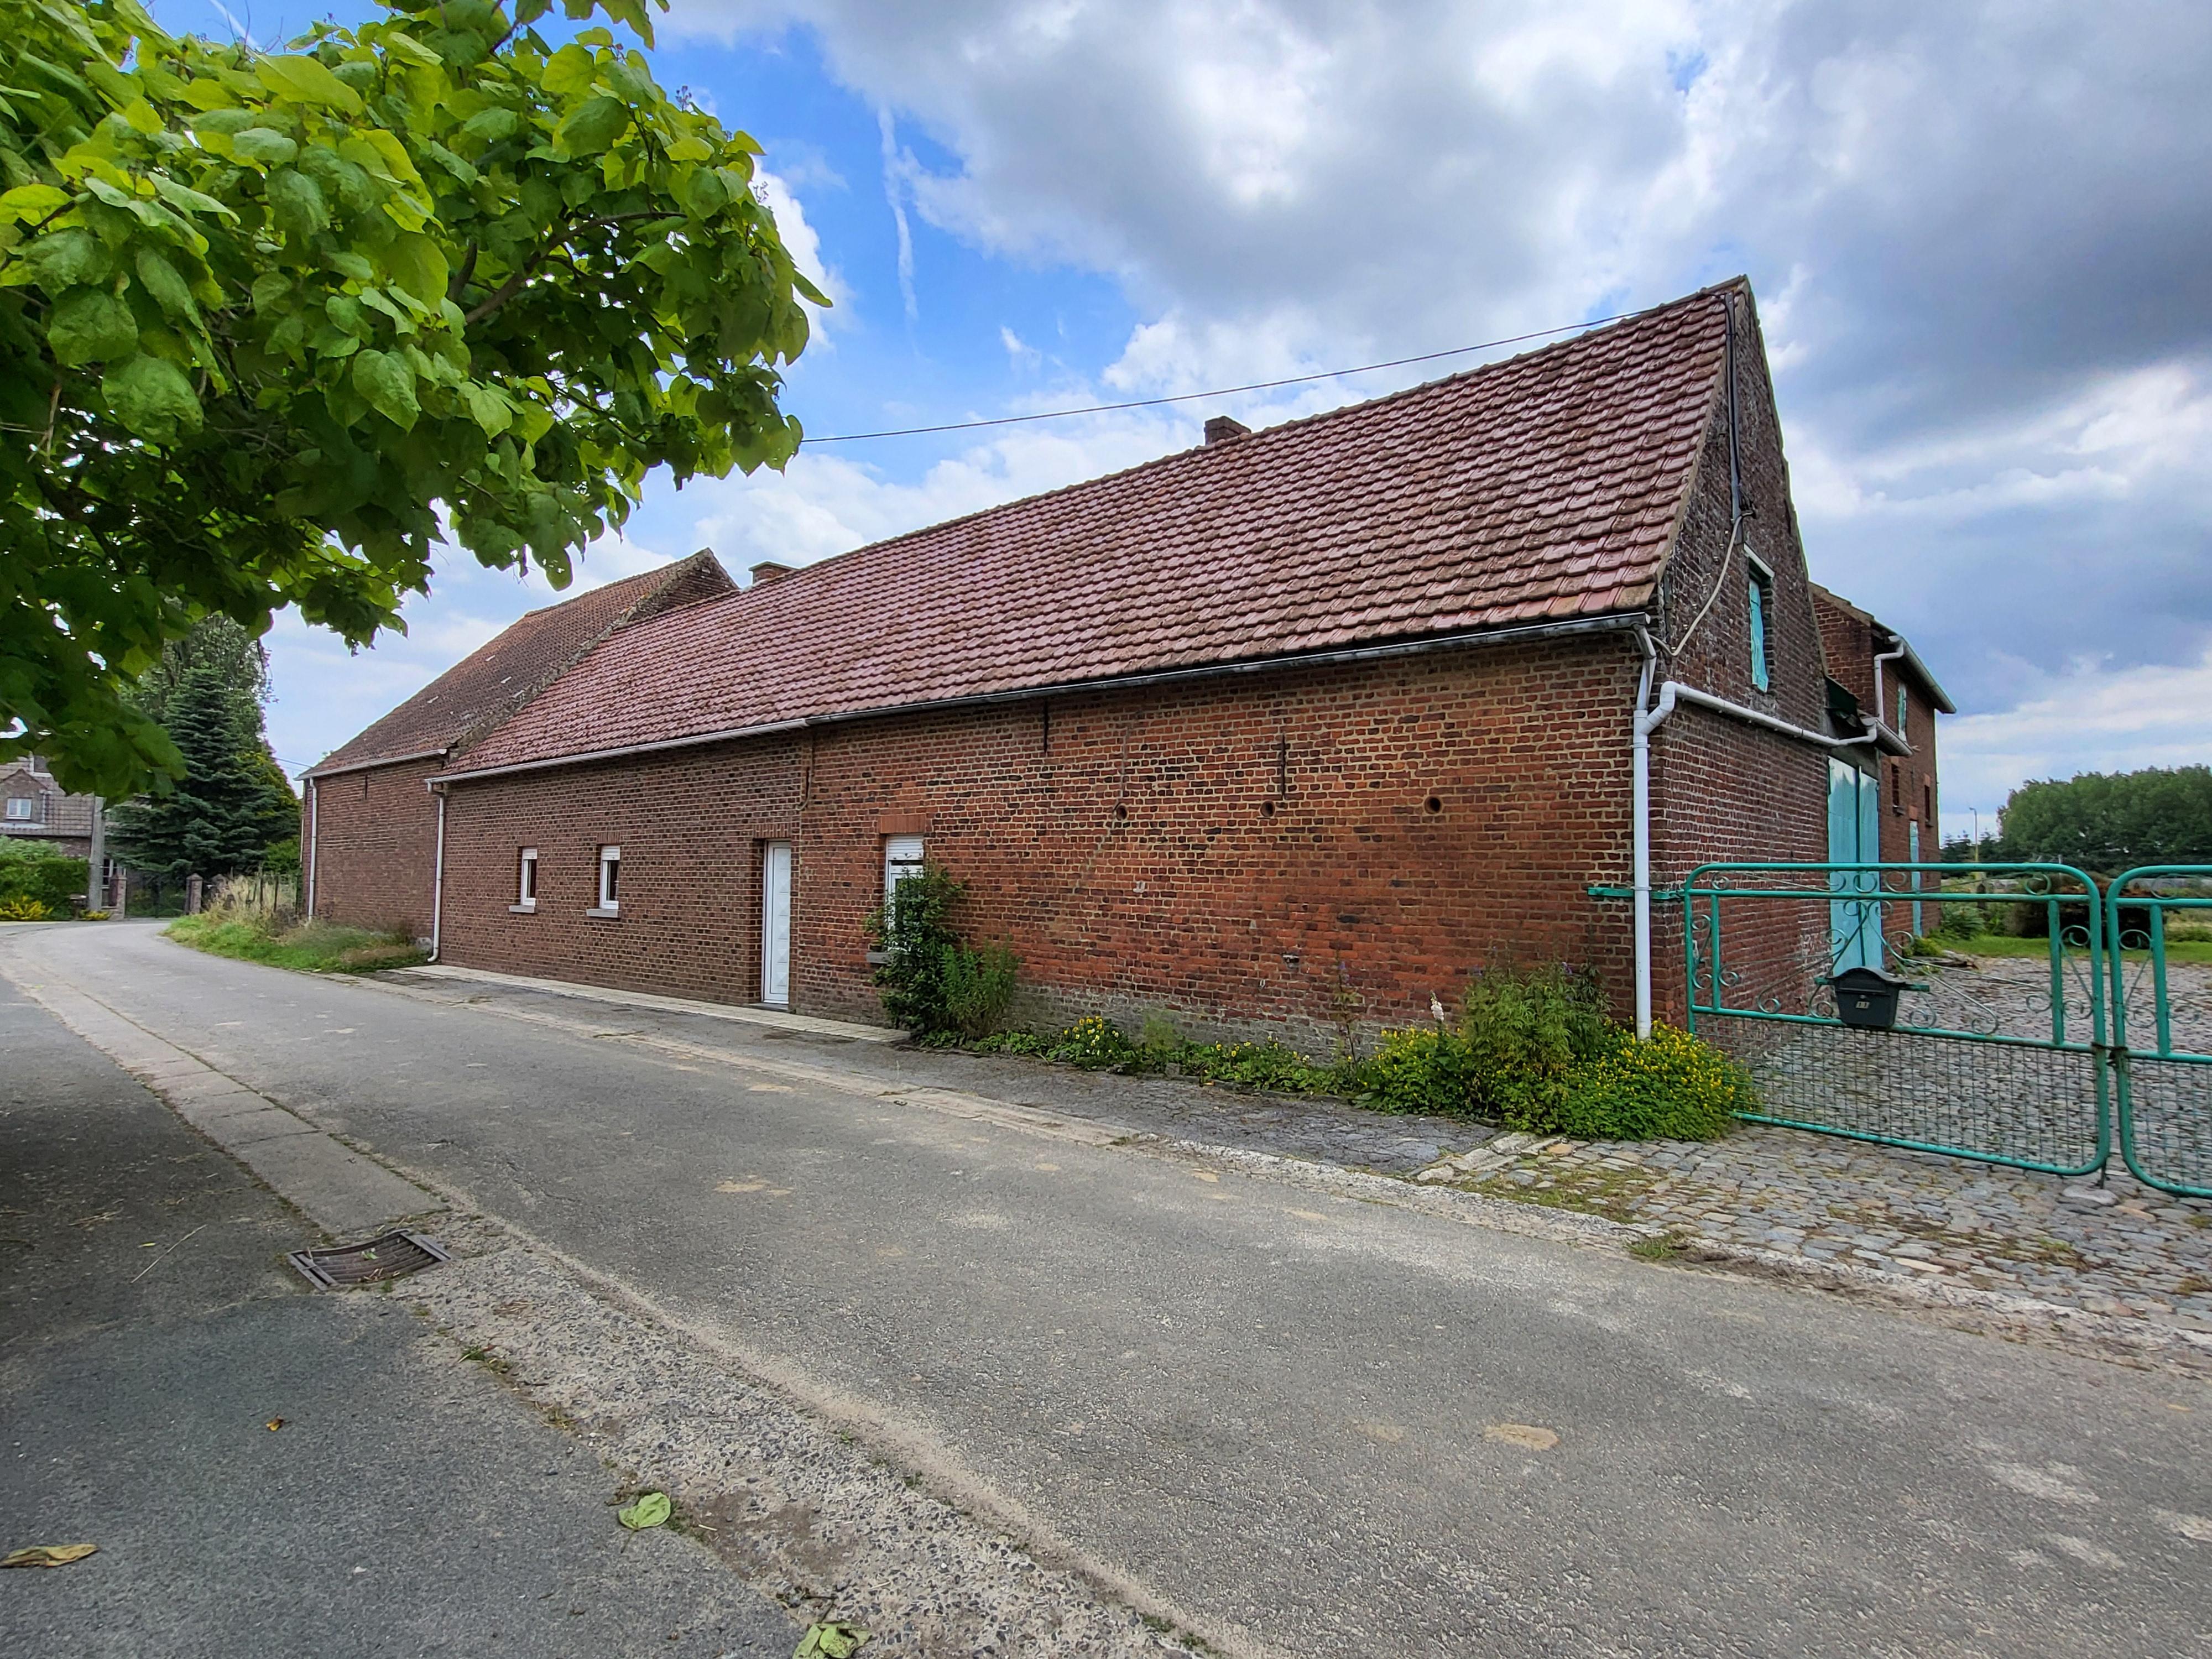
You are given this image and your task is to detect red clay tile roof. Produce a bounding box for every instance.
[306,553,732,775]
[450,284,1743,777]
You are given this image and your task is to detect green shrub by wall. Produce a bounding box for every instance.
[0,841,87,916]
[865,864,1022,1039]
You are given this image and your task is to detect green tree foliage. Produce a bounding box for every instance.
[108,660,296,878]
[129,612,271,725]
[1,0,822,797]
[1998,766,2212,870]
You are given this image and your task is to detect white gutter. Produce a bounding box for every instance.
[304,779,318,918]
[429,789,446,962]
[427,719,808,787]
[1631,627,1879,1040]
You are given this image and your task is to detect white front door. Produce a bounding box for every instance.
[760,842,792,1008]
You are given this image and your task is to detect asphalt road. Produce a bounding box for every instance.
[0,931,798,1659]
[11,922,2211,1658]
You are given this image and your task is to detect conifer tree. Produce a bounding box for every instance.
[109,663,296,880]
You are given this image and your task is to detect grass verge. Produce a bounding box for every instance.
[1952,933,2212,965]
[166,913,426,973]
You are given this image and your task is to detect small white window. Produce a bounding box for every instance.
[596,844,621,912]
[3,797,31,822]
[1896,684,1908,740]
[883,835,925,904]
[517,847,538,909]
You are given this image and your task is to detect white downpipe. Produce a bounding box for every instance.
[1631,633,1878,1041]
[429,790,446,962]
[1872,639,1907,743]
[1632,632,1660,1040]
[304,780,318,919]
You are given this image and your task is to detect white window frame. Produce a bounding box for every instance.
[1896,684,1908,742]
[589,844,621,917]
[3,797,32,822]
[512,846,538,912]
[883,835,925,904]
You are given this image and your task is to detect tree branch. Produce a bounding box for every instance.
[447,240,478,303]
[460,212,665,326]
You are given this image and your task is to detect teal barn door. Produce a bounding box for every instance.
[1828,758,1883,971]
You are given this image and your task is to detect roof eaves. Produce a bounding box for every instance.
[302,744,450,781]
[433,610,1651,784]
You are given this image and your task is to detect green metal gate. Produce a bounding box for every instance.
[2108,867,2212,1198]
[1682,862,2111,1176]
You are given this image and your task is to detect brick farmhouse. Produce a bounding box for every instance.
[1,755,98,861]
[304,280,1947,1045]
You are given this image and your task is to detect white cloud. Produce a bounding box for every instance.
[878,107,919,321]
[752,168,846,335]
[999,325,1040,372]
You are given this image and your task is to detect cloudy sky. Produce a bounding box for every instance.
[164,0,2210,839]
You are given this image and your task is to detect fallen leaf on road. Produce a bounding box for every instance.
[2,1544,97,1569]
[1191,1170,1218,1183]
[717,1180,766,1193]
[618,1491,671,1531]
[265,1418,285,1432]
[1484,1423,1560,1451]
[794,1620,869,1657]
[1356,1422,1407,1444]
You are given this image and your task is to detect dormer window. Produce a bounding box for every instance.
[4,797,33,821]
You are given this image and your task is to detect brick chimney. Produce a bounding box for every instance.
[1204,415,1250,446]
[749,561,795,586]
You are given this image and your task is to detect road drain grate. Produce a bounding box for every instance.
[288,1232,451,1291]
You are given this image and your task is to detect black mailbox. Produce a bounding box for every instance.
[1832,966,1910,1031]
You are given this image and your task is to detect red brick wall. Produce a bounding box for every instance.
[1876,664,1942,870]
[306,758,442,940]
[436,743,805,1005]
[1646,288,1837,1023]
[436,638,1663,1047]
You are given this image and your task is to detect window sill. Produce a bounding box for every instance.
[585,905,620,920]
[509,902,537,915]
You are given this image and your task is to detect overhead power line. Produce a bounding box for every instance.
[805,304,1648,445]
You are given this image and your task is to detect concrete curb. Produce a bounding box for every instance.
[387,963,909,1044]
[0,959,440,1239]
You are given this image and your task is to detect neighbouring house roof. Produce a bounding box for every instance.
[0,761,96,838]
[1808,585,1957,714]
[447,282,1749,779]
[306,552,733,777]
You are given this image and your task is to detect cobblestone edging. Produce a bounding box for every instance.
[1411,1126,2212,1347]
